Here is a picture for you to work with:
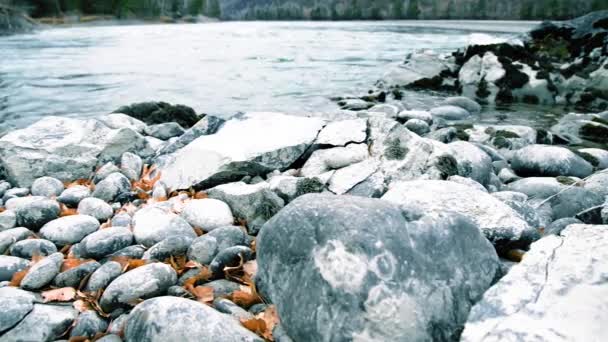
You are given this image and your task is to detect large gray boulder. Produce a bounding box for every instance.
[0,116,152,188]
[157,112,325,191]
[257,194,500,342]
[382,180,539,249]
[461,224,608,342]
[512,145,594,178]
[0,304,78,342]
[124,297,262,342]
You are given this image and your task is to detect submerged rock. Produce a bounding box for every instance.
[257,194,499,342]
[461,224,608,342]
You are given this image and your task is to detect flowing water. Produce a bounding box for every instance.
[0,20,550,135]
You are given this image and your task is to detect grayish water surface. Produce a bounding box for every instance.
[0,20,549,134]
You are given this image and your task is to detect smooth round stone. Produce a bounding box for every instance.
[579,148,608,169]
[78,198,114,222]
[397,110,433,123]
[53,261,101,288]
[57,185,91,207]
[11,197,60,230]
[120,152,143,181]
[430,105,472,120]
[2,187,29,202]
[111,212,132,227]
[443,96,482,113]
[21,252,64,290]
[80,227,134,259]
[104,245,146,261]
[512,145,594,178]
[181,199,234,232]
[132,206,196,247]
[0,181,11,198]
[187,225,247,265]
[31,177,65,198]
[0,287,36,333]
[84,261,123,292]
[204,279,242,297]
[93,162,121,184]
[93,172,132,202]
[213,298,253,320]
[405,118,431,135]
[39,215,100,246]
[209,246,254,278]
[0,227,33,254]
[100,263,177,312]
[142,236,194,261]
[0,210,16,231]
[0,255,30,282]
[9,239,57,259]
[0,304,78,341]
[70,311,109,339]
[124,297,263,342]
[545,217,583,236]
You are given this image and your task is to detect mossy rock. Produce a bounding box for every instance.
[576,151,600,167]
[556,176,579,186]
[384,138,409,161]
[294,178,325,198]
[579,119,608,143]
[436,155,459,179]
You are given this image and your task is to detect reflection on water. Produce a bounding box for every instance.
[0,20,542,135]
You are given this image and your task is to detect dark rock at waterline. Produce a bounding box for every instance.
[114,102,200,128]
[257,193,500,342]
[156,115,226,156]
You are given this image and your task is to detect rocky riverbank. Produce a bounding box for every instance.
[1,13,608,342]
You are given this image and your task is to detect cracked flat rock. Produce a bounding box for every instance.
[315,118,367,146]
[461,224,608,342]
[157,112,324,191]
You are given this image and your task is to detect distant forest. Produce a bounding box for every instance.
[2,0,608,20]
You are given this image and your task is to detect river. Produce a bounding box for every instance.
[0,20,545,135]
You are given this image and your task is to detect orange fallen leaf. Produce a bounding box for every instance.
[31,254,46,263]
[166,255,188,275]
[240,305,279,341]
[62,258,91,272]
[191,286,214,304]
[182,267,212,290]
[10,268,30,287]
[42,287,77,303]
[73,299,92,312]
[193,227,204,236]
[184,260,203,269]
[132,164,161,192]
[193,191,208,199]
[111,257,147,272]
[231,287,262,309]
[59,204,78,217]
[505,249,526,263]
[240,317,268,338]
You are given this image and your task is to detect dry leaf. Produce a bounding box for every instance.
[132,165,161,192]
[73,299,92,312]
[62,258,90,272]
[182,267,212,290]
[100,221,112,229]
[31,254,46,263]
[9,268,29,287]
[67,336,89,342]
[241,305,279,341]
[194,191,208,199]
[184,260,203,269]
[111,256,147,272]
[240,318,267,337]
[59,204,78,217]
[191,286,214,304]
[231,288,262,308]
[166,255,188,275]
[505,249,525,262]
[193,227,205,236]
[42,287,77,303]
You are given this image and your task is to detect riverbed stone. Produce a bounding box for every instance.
[20,252,63,290]
[53,260,101,288]
[80,226,134,259]
[383,180,538,249]
[461,224,608,342]
[583,171,608,200]
[448,140,493,186]
[9,239,57,259]
[579,148,608,169]
[10,196,60,230]
[443,96,482,113]
[0,227,33,254]
[207,181,284,234]
[328,159,379,195]
[93,162,121,184]
[506,177,566,199]
[209,246,254,278]
[120,152,143,181]
[459,51,505,103]
[0,210,16,231]
[0,287,36,333]
[180,198,234,232]
[124,296,262,342]
[39,215,100,246]
[257,193,500,342]
[30,176,64,198]
[548,186,605,220]
[157,112,325,191]
[545,217,583,236]
[404,118,430,135]
[70,311,109,339]
[84,261,123,292]
[78,197,114,222]
[92,172,131,202]
[315,118,366,146]
[0,304,78,342]
[100,262,177,312]
[0,255,29,281]
[512,145,594,178]
[2,187,29,202]
[142,236,194,261]
[430,105,472,120]
[57,185,91,207]
[187,225,247,265]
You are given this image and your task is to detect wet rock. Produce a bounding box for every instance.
[0,116,150,188]
[448,141,493,186]
[512,145,594,178]
[144,122,185,140]
[120,152,143,181]
[0,227,33,254]
[367,104,401,117]
[461,224,608,342]
[124,296,262,341]
[442,96,482,113]
[545,217,583,235]
[84,261,123,292]
[78,197,114,222]
[0,287,36,333]
[93,172,131,202]
[70,311,108,339]
[337,98,373,110]
[157,112,324,191]
[114,102,200,128]
[142,236,194,261]
[57,185,91,207]
[0,304,78,342]
[551,112,608,145]
[20,252,63,290]
[579,148,608,169]
[383,180,538,249]
[188,225,247,265]
[404,118,430,135]
[99,113,147,133]
[53,261,100,288]
[0,255,29,281]
[11,196,60,230]
[30,176,64,198]
[180,198,234,232]
[39,215,100,246]
[301,143,368,177]
[0,210,16,231]
[315,119,366,146]
[257,193,499,342]
[9,239,57,259]
[459,51,505,103]
[100,263,177,312]
[430,105,472,120]
[208,182,284,234]
[156,115,225,156]
[80,227,134,259]
[210,246,254,278]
